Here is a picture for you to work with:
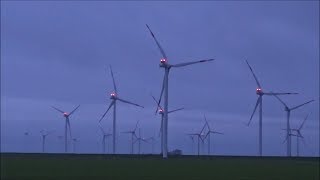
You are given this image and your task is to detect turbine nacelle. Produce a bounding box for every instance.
[110,92,117,99]
[158,109,164,114]
[159,58,168,67]
[63,112,69,117]
[256,88,263,95]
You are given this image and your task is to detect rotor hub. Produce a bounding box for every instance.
[256,88,263,95]
[110,93,116,99]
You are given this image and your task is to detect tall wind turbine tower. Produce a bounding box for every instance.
[151,95,183,155]
[146,24,214,158]
[245,60,297,156]
[99,66,144,154]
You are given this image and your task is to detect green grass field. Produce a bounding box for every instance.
[1,153,319,180]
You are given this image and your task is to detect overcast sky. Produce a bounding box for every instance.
[1,1,319,156]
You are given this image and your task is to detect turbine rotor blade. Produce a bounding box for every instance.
[290,100,314,111]
[299,113,309,130]
[151,94,163,114]
[51,106,65,114]
[265,92,298,95]
[134,120,140,132]
[99,100,115,122]
[98,124,106,134]
[247,96,261,126]
[117,98,144,108]
[297,131,304,138]
[245,60,261,88]
[212,131,224,135]
[282,134,289,144]
[69,105,80,116]
[272,93,288,108]
[145,24,167,60]
[203,114,211,130]
[171,59,215,68]
[168,108,184,114]
[200,121,208,134]
[156,73,166,114]
[122,131,133,134]
[109,65,117,93]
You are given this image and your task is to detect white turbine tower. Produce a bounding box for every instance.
[99,66,144,154]
[245,60,297,156]
[203,115,223,155]
[52,105,80,153]
[122,120,140,154]
[40,130,55,153]
[146,24,214,158]
[151,95,183,155]
[273,95,314,156]
[99,124,112,154]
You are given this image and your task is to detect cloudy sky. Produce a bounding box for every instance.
[1,1,319,156]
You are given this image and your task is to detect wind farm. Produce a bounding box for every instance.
[1,1,319,179]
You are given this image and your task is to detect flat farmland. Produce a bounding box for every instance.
[1,153,319,180]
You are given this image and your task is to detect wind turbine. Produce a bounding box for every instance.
[187,120,209,156]
[188,134,196,155]
[52,105,80,153]
[146,24,214,158]
[99,66,144,154]
[99,124,112,154]
[146,136,156,154]
[133,128,148,155]
[203,115,223,155]
[273,95,314,157]
[122,120,140,154]
[245,60,297,156]
[40,130,55,153]
[289,114,309,157]
[151,95,183,155]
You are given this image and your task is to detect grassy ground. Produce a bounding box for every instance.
[1,153,319,180]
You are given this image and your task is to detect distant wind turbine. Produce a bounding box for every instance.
[51,105,80,153]
[245,60,297,156]
[284,114,309,157]
[72,138,78,153]
[187,120,209,156]
[146,136,156,154]
[40,130,55,153]
[273,95,314,157]
[122,120,140,154]
[203,115,223,155]
[146,24,215,158]
[99,124,112,154]
[99,66,144,154]
[133,128,148,154]
[188,133,196,155]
